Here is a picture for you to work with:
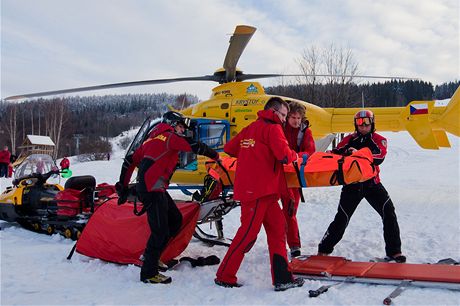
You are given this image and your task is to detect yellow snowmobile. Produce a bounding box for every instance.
[0,154,101,240]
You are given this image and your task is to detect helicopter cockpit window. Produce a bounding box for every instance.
[198,123,227,148]
[177,122,228,171]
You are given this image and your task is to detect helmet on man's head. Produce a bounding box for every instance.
[162,111,189,129]
[354,110,375,132]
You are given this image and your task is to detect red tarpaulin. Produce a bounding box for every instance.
[76,197,200,265]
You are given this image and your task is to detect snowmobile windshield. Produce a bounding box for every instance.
[14,154,58,180]
[125,115,161,158]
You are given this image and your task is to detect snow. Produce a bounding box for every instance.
[1,131,459,305]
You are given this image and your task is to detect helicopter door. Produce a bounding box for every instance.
[178,119,229,170]
[124,115,162,158]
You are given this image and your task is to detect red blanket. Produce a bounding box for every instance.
[76,197,200,265]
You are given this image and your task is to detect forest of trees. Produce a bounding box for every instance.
[266,80,459,108]
[0,80,457,159]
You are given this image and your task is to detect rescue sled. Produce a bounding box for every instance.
[290,255,460,304]
[0,154,115,239]
[207,148,377,188]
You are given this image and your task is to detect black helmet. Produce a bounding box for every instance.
[162,111,189,129]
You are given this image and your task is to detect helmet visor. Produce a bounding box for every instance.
[355,117,372,126]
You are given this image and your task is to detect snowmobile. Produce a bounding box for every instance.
[0,154,115,240]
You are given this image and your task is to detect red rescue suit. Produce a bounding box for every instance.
[122,122,218,192]
[119,122,218,280]
[216,109,298,286]
[281,123,316,250]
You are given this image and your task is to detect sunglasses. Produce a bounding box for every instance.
[275,109,288,119]
[355,117,372,126]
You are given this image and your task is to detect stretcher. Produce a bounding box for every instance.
[290,255,460,304]
[209,148,377,188]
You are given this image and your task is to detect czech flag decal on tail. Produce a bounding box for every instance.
[410,103,429,115]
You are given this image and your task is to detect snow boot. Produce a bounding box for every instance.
[141,273,172,284]
[214,278,243,288]
[386,254,406,263]
[274,277,305,291]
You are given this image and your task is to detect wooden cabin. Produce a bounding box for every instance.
[16,135,55,163]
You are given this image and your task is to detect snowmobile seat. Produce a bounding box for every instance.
[62,176,97,214]
[65,175,96,191]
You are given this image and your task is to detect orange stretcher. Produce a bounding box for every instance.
[290,255,460,290]
[208,148,377,188]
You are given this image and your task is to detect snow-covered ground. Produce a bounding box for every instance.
[1,131,459,305]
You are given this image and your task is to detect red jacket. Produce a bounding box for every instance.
[122,123,217,192]
[333,131,387,183]
[60,158,70,169]
[224,109,298,202]
[284,123,316,156]
[0,149,11,164]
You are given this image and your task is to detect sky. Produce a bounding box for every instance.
[1,0,459,101]
[1,131,459,305]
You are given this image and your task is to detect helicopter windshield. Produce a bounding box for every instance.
[125,115,161,158]
[14,154,58,180]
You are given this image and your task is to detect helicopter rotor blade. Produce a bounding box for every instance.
[4,75,218,101]
[223,25,256,83]
[238,73,419,81]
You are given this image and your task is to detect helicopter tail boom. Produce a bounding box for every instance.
[324,86,459,150]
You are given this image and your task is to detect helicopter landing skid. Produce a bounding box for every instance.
[193,223,232,247]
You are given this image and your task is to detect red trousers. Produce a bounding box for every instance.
[280,188,301,249]
[216,194,293,285]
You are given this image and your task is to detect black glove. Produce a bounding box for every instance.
[115,181,129,205]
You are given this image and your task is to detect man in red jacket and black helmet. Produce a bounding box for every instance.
[317,110,405,263]
[215,97,305,292]
[117,111,220,284]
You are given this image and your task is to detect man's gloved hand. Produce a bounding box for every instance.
[115,181,129,205]
[346,147,357,155]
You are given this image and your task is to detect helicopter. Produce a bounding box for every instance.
[4,25,459,187]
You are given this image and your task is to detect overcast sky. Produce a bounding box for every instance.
[1,0,458,100]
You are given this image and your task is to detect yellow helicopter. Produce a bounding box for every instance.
[5,25,459,186]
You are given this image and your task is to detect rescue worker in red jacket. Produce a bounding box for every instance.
[60,157,70,170]
[117,111,220,284]
[317,110,405,263]
[281,101,315,258]
[215,97,305,291]
[0,146,11,178]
